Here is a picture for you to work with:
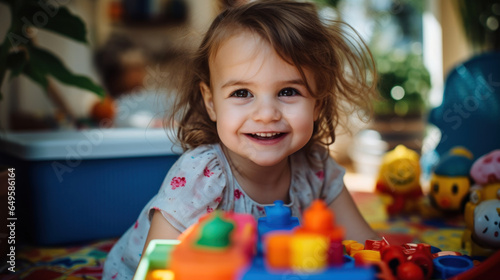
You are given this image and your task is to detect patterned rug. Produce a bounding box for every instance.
[0,239,116,280]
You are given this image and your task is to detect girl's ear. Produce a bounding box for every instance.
[200,82,217,122]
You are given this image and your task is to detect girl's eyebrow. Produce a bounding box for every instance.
[221,80,252,89]
[221,79,306,89]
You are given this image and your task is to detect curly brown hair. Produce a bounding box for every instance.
[167,0,377,153]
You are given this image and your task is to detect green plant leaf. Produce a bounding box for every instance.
[19,5,88,44]
[28,46,104,97]
[6,51,27,78]
[22,61,49,89]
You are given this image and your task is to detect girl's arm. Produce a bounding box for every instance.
[140,210,181,260]
[328,186,380,243]
[134,211,180,277]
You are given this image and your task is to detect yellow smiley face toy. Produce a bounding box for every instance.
[376,145,423,215]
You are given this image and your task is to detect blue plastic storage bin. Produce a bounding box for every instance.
[0,128,181,245]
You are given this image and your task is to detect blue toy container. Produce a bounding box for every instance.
[433,255,474,279]
[0,128,181,245]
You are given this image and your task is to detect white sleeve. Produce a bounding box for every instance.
[148,146,226,231]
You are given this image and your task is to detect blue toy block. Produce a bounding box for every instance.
[258,200,300,236]
[257,200,300,253]
[240,256,376,280]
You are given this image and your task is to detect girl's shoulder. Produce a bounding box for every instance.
[169,144,227,180]
[152,144,230,231]
[177,144,222,164]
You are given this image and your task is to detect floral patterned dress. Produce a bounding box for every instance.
[103,143,345,280]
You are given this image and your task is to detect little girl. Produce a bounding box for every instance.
[104,1,379,279]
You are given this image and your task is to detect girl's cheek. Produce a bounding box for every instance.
[285,103,316,120]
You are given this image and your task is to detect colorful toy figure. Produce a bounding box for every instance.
[376,145,423,215]
[429,147,474,213]
[462,150,500,257]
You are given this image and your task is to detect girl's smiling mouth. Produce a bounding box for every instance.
[246,132,287,141]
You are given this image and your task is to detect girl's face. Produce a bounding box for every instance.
[201,31,319,167]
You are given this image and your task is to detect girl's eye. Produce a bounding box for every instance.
[230,89,252,98]
[279,88,300,97]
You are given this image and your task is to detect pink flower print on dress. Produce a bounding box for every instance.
[315,170,325,181]
[234,189,244,199]
[204,167,214,177]
[170,177,186,190]
[256,206,265,214]
[207,206,214,213]
[134,220,138,229]
[215,197,222,203]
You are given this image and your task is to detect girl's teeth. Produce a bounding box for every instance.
[255,132,279,137]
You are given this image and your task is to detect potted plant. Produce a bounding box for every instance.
[373,51,431,119]
[0,0,104,128]
[363,0,431,152]
[370,49,431,151]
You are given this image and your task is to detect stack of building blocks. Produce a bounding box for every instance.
[134,199,497,280]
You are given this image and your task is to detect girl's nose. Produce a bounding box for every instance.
[252,97,281,123]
